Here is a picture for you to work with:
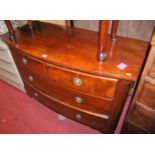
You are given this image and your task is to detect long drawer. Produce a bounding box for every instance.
[25,83,109,131]
[46,64,118,99]
[25,80,112,116]
[11,49,46,79]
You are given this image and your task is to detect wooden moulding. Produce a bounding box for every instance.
[5,20,16,43]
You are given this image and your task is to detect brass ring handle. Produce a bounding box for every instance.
[74,96,83,104]
[28,75,34,81]
[75,114,82,120]
[72,77,83,86]
[22,58,28,65]
[34,92,38,97]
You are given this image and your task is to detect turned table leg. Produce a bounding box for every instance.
[5,20,16,43]
[27,20,34,33]
[111,20,119,42]
[97,20,109,62]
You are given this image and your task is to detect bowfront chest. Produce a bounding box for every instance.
[3,21,148,133]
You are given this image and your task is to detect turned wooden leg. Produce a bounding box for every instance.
[5,20,16,43]
[65,20,74,35]
[97,20,109,62]
[111,20,119,42]
[27,20,34,33]
[65,20,74,28]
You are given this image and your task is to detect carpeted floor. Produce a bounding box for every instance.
[0,80,131,134]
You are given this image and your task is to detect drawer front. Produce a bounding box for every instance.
[46,64,118,98]
[139,83,155,110]
[129,105,155,133]
[11,49,45,79]
[0,48,13,63]
[25,83,109,131]
[46,82,112,116]
[11,49,48,92]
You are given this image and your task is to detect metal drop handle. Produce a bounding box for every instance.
[22,57,28,65]
[28,75,34,81]
[34,92,38,97]
[75,114,82,120]
[74,96,83,104]
[72,77,83,86]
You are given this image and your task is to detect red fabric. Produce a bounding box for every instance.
[0,80,100,134]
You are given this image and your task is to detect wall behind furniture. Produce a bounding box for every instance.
[74,20,155,41]
[17,20,155,41]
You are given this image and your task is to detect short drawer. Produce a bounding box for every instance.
[129,104,155,133]
[46,83,112,116]
[139,82,155,110]
[11,49,48,92]
[0,48,13,63]
[11,49,46,79]
[25,83,109,131]
[46,64,118,98]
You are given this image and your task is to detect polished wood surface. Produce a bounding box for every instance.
[3,21,149,133]
[46,63,118,98]
[122,31,155,133]
[25,80,112,116]
[3,21,148,81]
[10,47,48,91]
[25,83,109,131]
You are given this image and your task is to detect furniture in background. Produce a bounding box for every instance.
[0,20,24,91]
[73,20,155,42]
[0,39,25,91]
[3,20,149,133]
[122,31,155,133]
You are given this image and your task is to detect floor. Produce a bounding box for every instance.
[0,80,131,134]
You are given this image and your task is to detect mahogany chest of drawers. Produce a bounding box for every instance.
[3,22,149,133]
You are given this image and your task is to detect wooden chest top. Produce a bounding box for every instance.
[3,22,149,81]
